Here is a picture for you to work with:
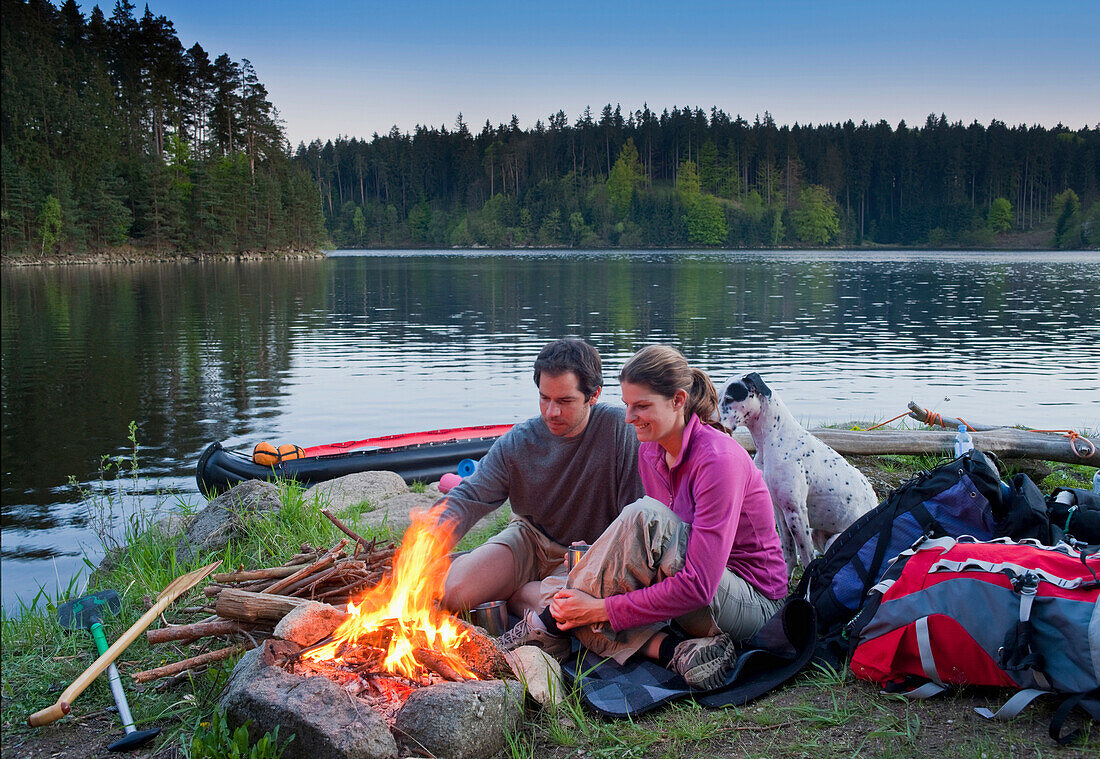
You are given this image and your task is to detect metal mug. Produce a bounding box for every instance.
[466,600,508,637]
[565,544,590,571]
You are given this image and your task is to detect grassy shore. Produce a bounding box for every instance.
[2,455,1095,758]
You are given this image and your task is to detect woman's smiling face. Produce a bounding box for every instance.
[621,380,685,446]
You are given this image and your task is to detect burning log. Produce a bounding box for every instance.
[413,647,472,682]
[146,619,252,645]
[453,616,514,679]
[132,642,254,683]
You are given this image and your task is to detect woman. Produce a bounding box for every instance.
[499,345,788,690]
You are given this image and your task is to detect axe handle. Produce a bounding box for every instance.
[28,600,168,727]
[28,560,219,727]
[89,622,136,732]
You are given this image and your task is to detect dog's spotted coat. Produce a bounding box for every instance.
[718,372,877,573]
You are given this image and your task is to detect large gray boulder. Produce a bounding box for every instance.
[176,480,282,563]
[221,647,398,759]
[303,471,408,512]
[394,679,522,759]
[356,492,437,534]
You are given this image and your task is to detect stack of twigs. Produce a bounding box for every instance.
[134,510,394,687]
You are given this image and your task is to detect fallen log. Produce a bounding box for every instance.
[131,642,253,683]
[728,426,1096,464]
[215,588,309,625]
[146,619,252,646]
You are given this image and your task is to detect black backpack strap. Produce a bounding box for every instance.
[1049,688,1100,745]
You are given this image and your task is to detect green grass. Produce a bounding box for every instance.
[3,432,1096,759]
[1,460,361,755]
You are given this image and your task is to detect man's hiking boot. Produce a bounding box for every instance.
[496,610,571,659]
[668,633,737,690]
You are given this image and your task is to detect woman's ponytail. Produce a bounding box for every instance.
[619,346,728,433]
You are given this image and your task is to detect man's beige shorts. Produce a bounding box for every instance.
[484,516,570,603]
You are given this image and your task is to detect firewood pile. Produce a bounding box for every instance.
[134,510,395,686]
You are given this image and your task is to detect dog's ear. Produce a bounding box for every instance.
[742,372,772,398]
[724,379,749,402]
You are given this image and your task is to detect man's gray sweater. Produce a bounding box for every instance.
[437,404,643,546]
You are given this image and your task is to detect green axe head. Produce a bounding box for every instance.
[57,589,122,631]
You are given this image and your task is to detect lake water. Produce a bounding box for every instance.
[2,250,1099,609]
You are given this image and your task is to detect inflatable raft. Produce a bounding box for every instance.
[195,424,513,494]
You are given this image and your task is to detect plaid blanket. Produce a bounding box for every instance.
[560,598,815,718]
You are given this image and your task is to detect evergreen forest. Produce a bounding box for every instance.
[302,109,1099,250]
[3,0,1097,256]
[1,0,327,257]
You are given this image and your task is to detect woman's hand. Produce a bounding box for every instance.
[549,589,608,631]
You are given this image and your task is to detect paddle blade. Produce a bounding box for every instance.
[57,589,122,631]
[155,560,222,603]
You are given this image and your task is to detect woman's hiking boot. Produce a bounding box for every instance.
[496,610,571,659]
[668,633,737,690]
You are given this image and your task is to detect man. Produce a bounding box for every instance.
[437,338,644,617]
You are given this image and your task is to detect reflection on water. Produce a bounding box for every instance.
[2,250,1099,608]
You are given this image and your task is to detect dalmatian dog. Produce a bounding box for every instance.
[718,372,877,573]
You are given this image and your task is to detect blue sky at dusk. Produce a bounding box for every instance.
[86,0,1098,146]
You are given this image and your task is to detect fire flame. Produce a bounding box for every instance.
[302,503,477,680]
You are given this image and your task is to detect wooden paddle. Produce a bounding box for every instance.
[27,560,221,728]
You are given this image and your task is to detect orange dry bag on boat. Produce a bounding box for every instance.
[252,442,304,467]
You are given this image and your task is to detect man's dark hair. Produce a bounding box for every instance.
[533,339,603,400]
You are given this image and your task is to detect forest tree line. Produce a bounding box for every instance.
[1,0,327,257]
[3,0,1096,255]
[299,107,1099,250]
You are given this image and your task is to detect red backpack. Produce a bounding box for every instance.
[849,536,1100,744]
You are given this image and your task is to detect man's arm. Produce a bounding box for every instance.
[432,433,512,548]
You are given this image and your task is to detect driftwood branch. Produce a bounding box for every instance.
[906,402,1001,431]
[729,427,1097,464]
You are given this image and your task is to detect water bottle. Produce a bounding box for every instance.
[953,424,973,458]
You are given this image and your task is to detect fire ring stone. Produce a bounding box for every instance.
[222,643,522,759]
[221,646,399,759]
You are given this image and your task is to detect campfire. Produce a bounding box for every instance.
[278,504,506,721]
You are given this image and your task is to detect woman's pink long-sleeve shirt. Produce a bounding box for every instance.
[604,414,788,631]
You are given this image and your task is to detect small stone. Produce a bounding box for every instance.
[274,601,349,646]
[394,679,522,759]
[505,646,564,707]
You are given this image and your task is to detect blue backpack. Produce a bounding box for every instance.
[793,449,1007,664]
